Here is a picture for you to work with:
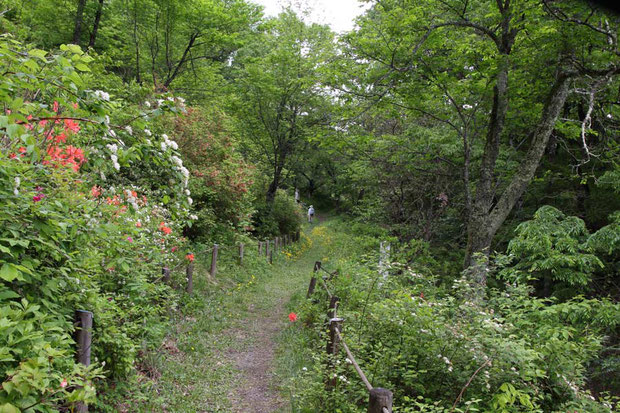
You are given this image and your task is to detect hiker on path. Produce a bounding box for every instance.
[307,205,315,223]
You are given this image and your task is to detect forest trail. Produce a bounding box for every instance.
[142,222,323,412]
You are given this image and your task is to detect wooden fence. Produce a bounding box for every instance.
[307,260,393,413]
[74,229,301,411]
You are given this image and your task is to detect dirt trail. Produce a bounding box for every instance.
[226,300,288,413]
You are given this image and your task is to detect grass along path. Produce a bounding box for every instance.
[135,223,326,412]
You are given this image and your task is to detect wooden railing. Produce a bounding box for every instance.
[307,260,394,413]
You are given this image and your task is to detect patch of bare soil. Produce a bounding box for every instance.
[226,302,288,413]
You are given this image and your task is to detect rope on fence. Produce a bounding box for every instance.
[309,261,394,413]
[334,327,372,391]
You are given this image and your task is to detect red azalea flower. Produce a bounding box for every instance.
[288,312,297,322]
[135,221,142,228]
[185,253,195,262]
[91,185,102,197]
[171,246,177,252]
[420,292,424,299]
[33,194,44,202]
[53,101,59,113]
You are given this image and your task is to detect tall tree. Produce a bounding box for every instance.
[233,11,335,203]
[340,0,620,287]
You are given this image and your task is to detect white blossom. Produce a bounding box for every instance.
[463,104,473,110]
[160,142,167,151]
[94,90,110,101]
[607,113,613,119]
[144,101,151,108]
[107,129,117,138]
[169,140,179,150]
[185,189,191,196]
[144,129,152,136]
[106,144,118,154]
[162,134,169,141]
[125,126,133,135]
[190,214,198,220]
[187,197,193,205]
[13,188,19,196]
[14,177,20,187]
[104,115,110,125]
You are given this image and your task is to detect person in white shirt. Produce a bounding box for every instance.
[307,205,315,222]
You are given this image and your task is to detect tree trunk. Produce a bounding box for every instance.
[266,165,283,203]
[73,0,87,45]
[89,0,105,48]
[464,71,572,276]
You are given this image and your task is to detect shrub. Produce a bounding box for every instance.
[0,36,193,411]
[253,190,303,237]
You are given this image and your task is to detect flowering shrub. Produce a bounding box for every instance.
[169,107,255,242]
[0,36,194,411]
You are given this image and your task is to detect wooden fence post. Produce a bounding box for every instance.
[269,248,273,264]
[307,261,321,298]
[258,241,263,255]
[328,295,340,319]
[161,266,170,283]
[75,310,93,413]
[307,277,317,298]
[368,388,393,413]
[327,317,343,355]
[239,243,244,265]
[210,244,218,278]
[326,317,344,390]
[265,240,270,258]
[186,263,193,294]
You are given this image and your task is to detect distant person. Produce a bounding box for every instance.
[308,205,315,223]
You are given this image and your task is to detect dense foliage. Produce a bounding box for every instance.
[1,0,619,411]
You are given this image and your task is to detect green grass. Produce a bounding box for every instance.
[129,222,328,412]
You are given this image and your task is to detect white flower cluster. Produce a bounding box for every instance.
[107,144,120,171]
[13,176,20,196]
[463,104,473,110]
[160,134,179,151]
[438,354,453,372]
[125,126,133,136]
[94,90,110,101]
[144,129,152,137]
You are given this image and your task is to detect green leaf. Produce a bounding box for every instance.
[0,403,20,413]
[0,264,21,282]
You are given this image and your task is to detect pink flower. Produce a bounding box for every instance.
[127,236,133,243]
[60,378,67,388]
[33,194,44,202]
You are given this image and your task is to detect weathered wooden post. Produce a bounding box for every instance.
[327,317,343,355]
[75,310,93,413]
[258,241,263,255]
[239,243,244,265]
[265,239,270,258]
[186,263,194,294]
[269,248,273,264]
[328,295,340,319]
[161,266,170,283]
[368,388,393,413]
[210,244,218,278]
[326,317,344,390]
[307,261,321,298]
